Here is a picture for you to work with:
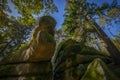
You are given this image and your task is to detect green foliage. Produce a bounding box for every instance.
[11,0,43,26]
[13,43,27,55]
[12,0,43,15]
[2,43,27,63]
[11,0,58,26]
[63,1,120,62]
[1,0,58,27]
[98,16,108,27]
[18,16,36,26]
[0,19,32,58]
[0,0,58,59]
[1,0,58,26]
[63,0,120,39]
[109,8,120,17]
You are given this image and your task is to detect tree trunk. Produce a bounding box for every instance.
[86,15,120,64]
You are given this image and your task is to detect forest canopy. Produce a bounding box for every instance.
[0,0,120,80]
[0,0,120,62]
[0,0,58,59]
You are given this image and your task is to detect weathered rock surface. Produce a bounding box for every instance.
[81,58,119,80]
[0,16,56,80]
[52,39,111,80]
[0,14,119,80]
[0,61,52,80]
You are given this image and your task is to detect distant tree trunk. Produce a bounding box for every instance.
[87,15,120,64]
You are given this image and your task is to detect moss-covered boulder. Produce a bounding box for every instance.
[22,30,56,61]
[52,39,111,80]
[0,31,55,80]
[0,16,56,80]
[81,58,119,80]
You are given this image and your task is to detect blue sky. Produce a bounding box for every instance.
[52,0,120,38]
[8,0,120,37]
[51,0,66,30]
[8,0,66,30]
[52,0,120,29]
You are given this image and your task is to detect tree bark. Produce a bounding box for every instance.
[87,15,120,64]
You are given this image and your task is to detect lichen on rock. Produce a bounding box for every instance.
[0,16,56,80]
[52,39,112,80]
[81,58,119,80]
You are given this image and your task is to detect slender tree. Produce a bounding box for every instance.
[63,0,120,64]
[87,15,120,64]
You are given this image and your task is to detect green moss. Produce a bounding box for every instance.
[80,46,101,55]
[44,31,55,43]
[53,39,113,80]
[36,30,55,43]
[52,39,70,63]
[81,58,119,80]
